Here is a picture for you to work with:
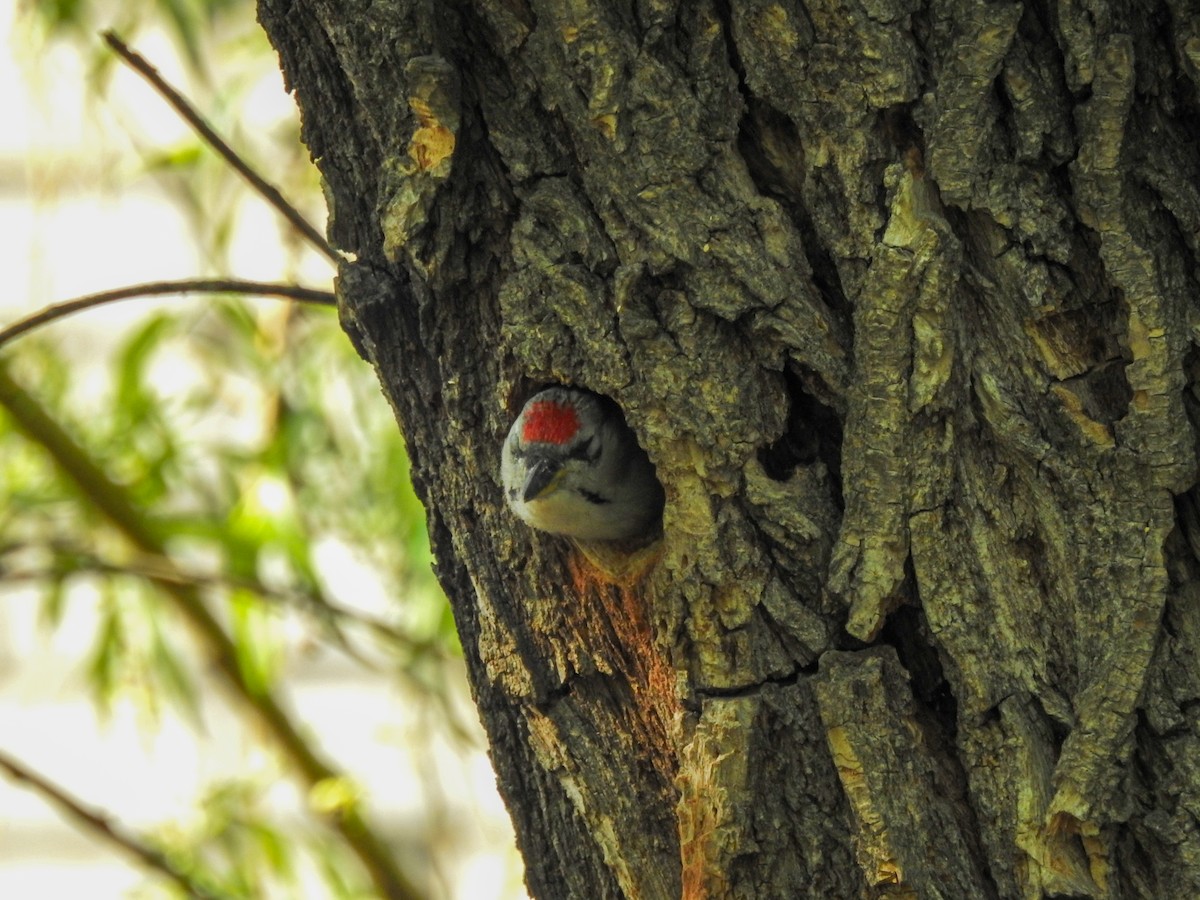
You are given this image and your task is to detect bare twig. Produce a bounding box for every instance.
[102,30,343,267]
[0,279,335,350]
[0,541,436,664]
[0,748,233,900]
[2,541,478,746]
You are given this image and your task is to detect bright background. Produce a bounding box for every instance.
[0,3,525,897]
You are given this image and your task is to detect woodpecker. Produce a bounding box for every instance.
[501,387,665,542]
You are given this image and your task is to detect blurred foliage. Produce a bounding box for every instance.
[0,2,519,899]
[22,0,246,78]
[19,0,324,272]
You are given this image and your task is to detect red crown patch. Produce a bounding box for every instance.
[522,400,580,445]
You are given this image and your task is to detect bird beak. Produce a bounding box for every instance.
[522,457,564,502]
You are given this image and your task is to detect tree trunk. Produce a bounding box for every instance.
[257,1,1200,897]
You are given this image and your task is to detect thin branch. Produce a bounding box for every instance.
[0,749,233,900]
[102,30,343,267]
[0,279,335,350]
[2,538,479,747]
[5,550,480,745]
[0,362,422,900]
[0,542,440,664]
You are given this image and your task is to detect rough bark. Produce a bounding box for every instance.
[257,1,1200,897]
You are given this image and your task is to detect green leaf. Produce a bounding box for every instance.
[37,569,70,629]
[245,819,292,875]
[148,618,202,725]
[142,141,206,174]
[228,587,279,697]
[19,0,88,34]
[159,0,205,74]
[114,313,176,416]
[85,597,124,710]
